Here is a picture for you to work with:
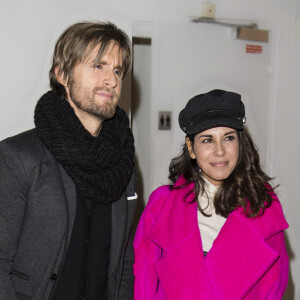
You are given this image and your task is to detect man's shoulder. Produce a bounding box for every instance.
[1,129,40,146]
[0,129,49,162]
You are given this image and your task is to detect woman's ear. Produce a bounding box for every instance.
[185,137,196,159]
[54,66,68,87]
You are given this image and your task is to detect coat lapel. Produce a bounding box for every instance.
[148,176,195,252]
[205,205,286,299]
[57,164,77,245]
[109,192,127,276]
[147,177,213,299]
[208,196,288,299]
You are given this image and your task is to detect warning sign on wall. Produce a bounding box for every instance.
[246,45,263,54]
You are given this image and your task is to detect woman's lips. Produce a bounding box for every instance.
[210,161,228,167]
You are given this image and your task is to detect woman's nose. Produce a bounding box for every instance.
[214,142,225,156]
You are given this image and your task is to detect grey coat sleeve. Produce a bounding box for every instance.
[0,141,28,299]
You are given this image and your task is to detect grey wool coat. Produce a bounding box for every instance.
[0,129,137,300]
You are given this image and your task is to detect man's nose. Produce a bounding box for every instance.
[103,69,117,88]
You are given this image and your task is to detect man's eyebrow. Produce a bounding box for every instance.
[91,59,123,70]
[91,59,107,65]
[114,65,123,70]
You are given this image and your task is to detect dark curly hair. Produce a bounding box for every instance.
[168,127,274,218]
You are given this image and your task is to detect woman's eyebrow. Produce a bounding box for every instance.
[224,130,237,136]
[198,131,236,138]
[198,134,212,138]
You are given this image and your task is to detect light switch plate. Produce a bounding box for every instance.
[158,111,172,130]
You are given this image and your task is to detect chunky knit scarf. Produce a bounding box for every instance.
[34,90,134,204]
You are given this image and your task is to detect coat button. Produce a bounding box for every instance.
[50,273,57,281]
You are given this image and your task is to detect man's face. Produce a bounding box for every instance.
[66,42,123,121]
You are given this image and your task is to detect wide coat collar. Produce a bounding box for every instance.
[145,176,289,299]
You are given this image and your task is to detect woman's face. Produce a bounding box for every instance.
[186,127,239,186]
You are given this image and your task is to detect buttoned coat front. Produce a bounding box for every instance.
[134,176,289,300]
[0,129,136,300]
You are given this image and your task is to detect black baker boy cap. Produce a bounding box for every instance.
[179,89,246,135]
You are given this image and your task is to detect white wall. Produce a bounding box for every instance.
[0,0,299,298]
[132,43,152,210]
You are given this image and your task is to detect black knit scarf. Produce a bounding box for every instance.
[34,90,134,204]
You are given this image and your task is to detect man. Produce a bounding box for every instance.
[0,21,136,300]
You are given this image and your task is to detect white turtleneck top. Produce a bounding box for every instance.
[197,177,226,252]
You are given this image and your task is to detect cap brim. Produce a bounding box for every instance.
[186,118,244,135]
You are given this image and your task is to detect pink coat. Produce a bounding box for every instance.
[134,176,289,299]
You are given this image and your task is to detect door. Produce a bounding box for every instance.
[150,18,274,190]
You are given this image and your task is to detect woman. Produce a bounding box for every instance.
[133,89,289,299]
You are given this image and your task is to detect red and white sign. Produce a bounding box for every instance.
[246,44,262,54]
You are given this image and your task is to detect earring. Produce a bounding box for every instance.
[190,152,196,159]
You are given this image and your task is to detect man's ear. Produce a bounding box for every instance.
[185,137,196,159]
[54,66,68,87]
